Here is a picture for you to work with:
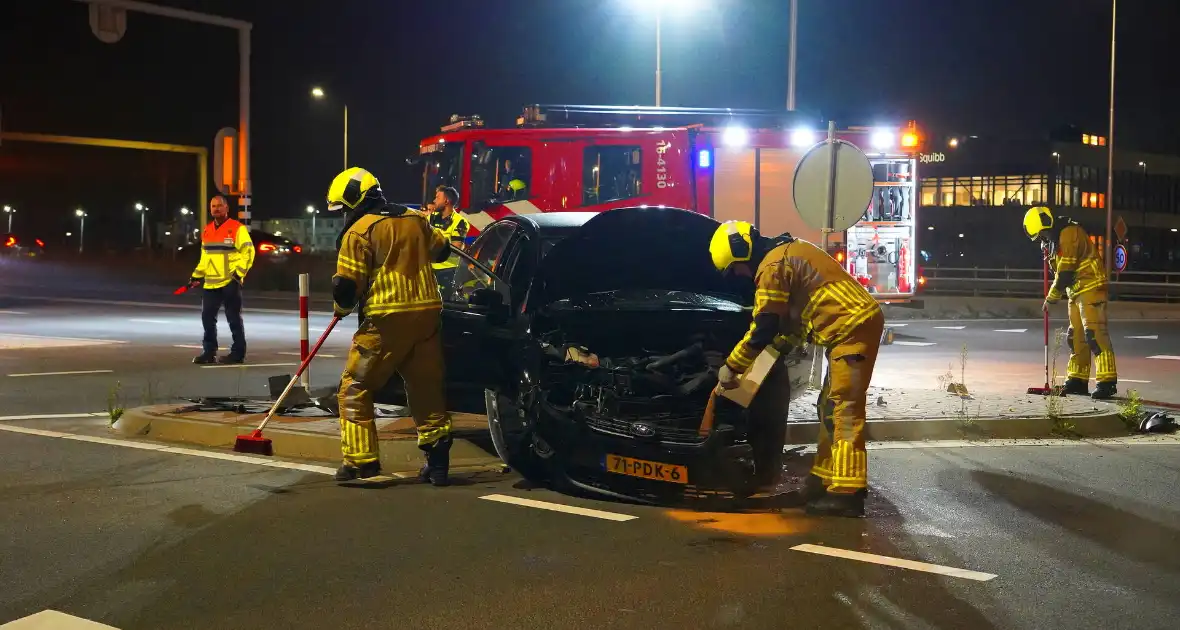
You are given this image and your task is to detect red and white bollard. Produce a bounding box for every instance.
[298,273,311,389]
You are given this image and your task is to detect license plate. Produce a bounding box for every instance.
[604,453,688,485]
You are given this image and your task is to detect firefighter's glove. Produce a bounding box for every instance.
[188,277,202,288]
[717,364,741,390]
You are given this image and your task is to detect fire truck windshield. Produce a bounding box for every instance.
[421,141,464,206]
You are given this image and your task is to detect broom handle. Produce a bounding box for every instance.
[254,315,342,432]
[1043,256,1050,386]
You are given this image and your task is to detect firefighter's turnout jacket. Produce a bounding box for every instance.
[334,209,454,465]
[1049,220,1117,384]
[727,238,885,494]
[192,218,254,289]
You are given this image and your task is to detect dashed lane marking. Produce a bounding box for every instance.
[277,351,340,359]
[0,333,127,350]
[0,310,28,315]
[479,494,638,522]
[7,369,113,377]
[891,341,936,347]
[1114,378,1152,383]
[933,326,966,330]
[994,328,1028,333]
[1126,335,1159,340]
[198,362,299,369]
[884,322,908,326]
[128,318,171,324]
[1146,355,1180,360]
[173,344,227,350]
[790,543,997,582]
[851,435,1180,450]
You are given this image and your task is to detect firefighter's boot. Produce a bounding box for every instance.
[1092,381,1118,400]
[1062,378,1090,396]
[334,460,382,482]
[418,436,453,486]
[192,353,216,365]
[806,488,867,518]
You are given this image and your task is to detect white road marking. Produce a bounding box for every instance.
[7,369,113,377]
[853,435,1180,450]
[478,494,638,522]
[1146,355,1180,360]
[198,362,299,369]
[0,333,126,350]
[892,341,937,347]
[0,413,104,421]
[994,328,1028,333]
[1111,378,1152,383]
[934,326,966,330]
[0,422,338,475]
[129,318,171,324]
[0,609,121,629]
[1126,335,1159,340]
[173,344,227,350]
[0,310,28,315]
[884,323,908,327]
[790,543,997,582]
[0,294,330,316]
[277,351,339,359]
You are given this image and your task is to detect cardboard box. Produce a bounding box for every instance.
[719,345,782,408]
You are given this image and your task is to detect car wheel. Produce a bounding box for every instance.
[485,388,548,484]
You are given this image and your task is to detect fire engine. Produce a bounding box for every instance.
[414,104,926,302]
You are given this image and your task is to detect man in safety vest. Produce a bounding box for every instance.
[427,185,468,271]
[1023,206,1118,399]
[188,195,255,364]
[709,220,883,518]
[325,167,456,484]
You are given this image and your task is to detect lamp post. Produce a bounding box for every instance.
[135,202,149,245]
[75,208,87,253]
[306,205,318,252]
[1103,0,1117,279]
[2,205,13,232]
[311,87,348,169]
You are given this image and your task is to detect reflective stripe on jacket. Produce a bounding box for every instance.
[193,218,255,289]
[727,239,881,372]
[429,210,469,271]
[1049,223,1107,299]
[335,211,450,318]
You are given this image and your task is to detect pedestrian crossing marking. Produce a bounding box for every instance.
[0,609,120,629]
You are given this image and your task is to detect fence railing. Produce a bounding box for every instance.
[923,267,1180,302]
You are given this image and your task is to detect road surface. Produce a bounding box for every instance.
[1,426,1177,629]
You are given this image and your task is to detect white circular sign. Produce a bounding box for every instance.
[791,139,874,233]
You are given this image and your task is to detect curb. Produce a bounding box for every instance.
[113,407,503,468]
[785,411,1129,443]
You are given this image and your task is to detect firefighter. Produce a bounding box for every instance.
[326,167,456,484]
[710,220,883,517]
[1023,206,1118,399]
[188,195,254,364]
[427,185,468,271]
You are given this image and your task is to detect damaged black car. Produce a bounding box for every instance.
[377,207,813,503]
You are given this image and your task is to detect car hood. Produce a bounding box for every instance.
[532,207,754,308]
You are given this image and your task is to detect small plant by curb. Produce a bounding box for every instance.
[1118,389,1144,431]
[1045,326,1080,438]
[106,381,125,426]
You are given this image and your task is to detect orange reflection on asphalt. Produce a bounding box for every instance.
[663,509,814,536]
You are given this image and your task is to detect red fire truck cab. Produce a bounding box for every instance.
[415,104,925,302]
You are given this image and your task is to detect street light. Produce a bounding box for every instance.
[306,205,318,252]
[311,86,348,169]
[2,205,13,232]
[1103,0,1117,279]
[630,0,700,107]
[135,202,149,245]
[75,208,87,254]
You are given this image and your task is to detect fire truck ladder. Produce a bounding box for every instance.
[516,104,824,131]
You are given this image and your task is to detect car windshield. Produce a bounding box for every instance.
[547,289,746,312]
[421,142,465,206]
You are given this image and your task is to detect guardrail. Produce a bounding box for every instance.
[923,267,1180,302]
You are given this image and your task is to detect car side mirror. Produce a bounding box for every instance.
[468,287,503,308]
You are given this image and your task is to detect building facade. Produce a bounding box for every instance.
[261,216,345,253]
[916,126,1180,271]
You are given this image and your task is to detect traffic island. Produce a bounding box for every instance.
[785,386,1128,443]
[112,403,500,470]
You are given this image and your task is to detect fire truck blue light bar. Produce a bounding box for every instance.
[698,150,711,168]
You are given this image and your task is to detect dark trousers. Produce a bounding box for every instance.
[201,282,246,357]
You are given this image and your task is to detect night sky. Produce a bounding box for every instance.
[1,0,1177,248]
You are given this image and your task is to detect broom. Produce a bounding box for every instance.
[233,315,342,455]
[1028,255,1052,395]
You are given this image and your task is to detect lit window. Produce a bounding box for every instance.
[1098,136,1107,146]
[1082,134,1091,145]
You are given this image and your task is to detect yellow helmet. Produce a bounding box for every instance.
[1022,206,1053,241]
[326,167,382,211]
[709,220,755,272]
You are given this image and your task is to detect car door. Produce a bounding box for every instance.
[439,221,520,406]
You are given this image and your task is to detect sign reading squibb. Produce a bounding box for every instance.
[919,153,946,164]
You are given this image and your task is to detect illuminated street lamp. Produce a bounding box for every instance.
[629,0,702,107]
[306,205,318,252]
[3,205,13,232]
[135,202,149,245]
[311,86,349,169]
[75,208,87,253]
